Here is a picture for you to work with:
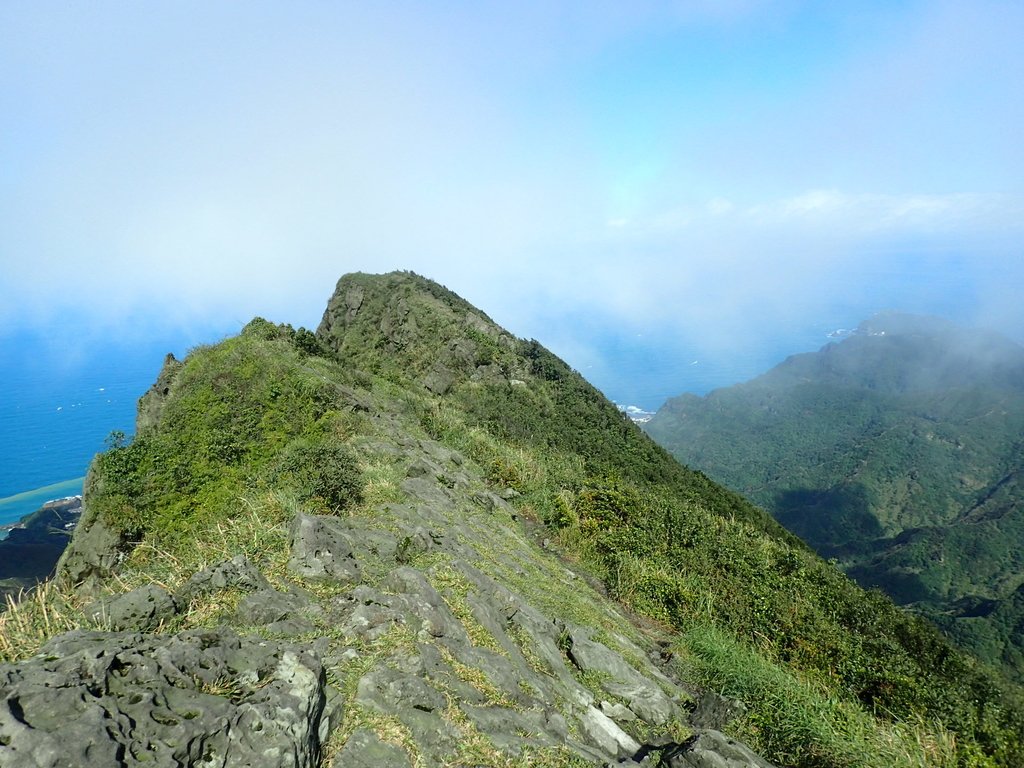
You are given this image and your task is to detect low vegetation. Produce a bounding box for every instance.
[644,314,1024,684]
[320,273,1024,765]
[4,273,1022,767]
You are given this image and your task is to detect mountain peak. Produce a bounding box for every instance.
[316,271,523,394]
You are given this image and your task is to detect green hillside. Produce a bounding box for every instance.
[645,311,1024,685]
[3,283,1022,767]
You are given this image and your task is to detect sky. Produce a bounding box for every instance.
[2,1,1023,405]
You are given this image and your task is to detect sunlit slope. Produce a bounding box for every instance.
[315,275,1024,765]
[646,311,1024,684]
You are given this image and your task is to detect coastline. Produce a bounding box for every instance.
[0,493,83,604]
[0,493,83,532]
[0,477,85,535]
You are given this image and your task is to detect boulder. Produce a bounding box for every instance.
[578,705,641,758]
[55,483,126,595]
[689,691,747,730]
[667,730,778,768]
[287,513,361,584]
[235,588,318,636]
[86,583,177,631]
[136,353,184,434]
[0,628,331,768]
[566,627,679,726]
[177,554,271,604]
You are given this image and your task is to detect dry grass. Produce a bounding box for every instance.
[0,579,87,662]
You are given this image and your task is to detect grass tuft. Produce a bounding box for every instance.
[0,580,87,663]
[674,623,958,768]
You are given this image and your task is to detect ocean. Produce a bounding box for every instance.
[0,325,235,529]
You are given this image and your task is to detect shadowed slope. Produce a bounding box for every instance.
[646,312,1024,684]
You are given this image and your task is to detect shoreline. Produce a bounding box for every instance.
[0,477,86,535]
[0,494,84,603]
[0,493,84,534]
[0,476,87,506]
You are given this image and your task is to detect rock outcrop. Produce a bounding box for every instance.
[54,464,129,596]
[135,353,184,435]
[0,273,787,767]
[0,628,331,768]
[1,430,773,767]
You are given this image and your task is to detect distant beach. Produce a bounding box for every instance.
[0,477,85,535]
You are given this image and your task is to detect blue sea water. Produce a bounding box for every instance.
[0,324,236,528]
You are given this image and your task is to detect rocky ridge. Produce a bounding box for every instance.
[5,275,1017,767]
[0,276,771,766]
[3,433,764,767]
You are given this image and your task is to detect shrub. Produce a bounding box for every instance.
[270,438,363,512]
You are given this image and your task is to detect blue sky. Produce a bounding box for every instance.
[2,1,1022,378]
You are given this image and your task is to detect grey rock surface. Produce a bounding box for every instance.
[135,352,184,434]
[567,627,680,726]
[288,513,361,584]
[355,664,447,714]
[689,691,748,730]
[423,364,457,395]
[668,729,779,768]
[0,628,330,768]
[86,582,177,631]
[236,588,318,635]
[28,358,780,768]
[177,554,271,604]
[55,467,126,596]
[578,704,642,758]
[332,728,413,768]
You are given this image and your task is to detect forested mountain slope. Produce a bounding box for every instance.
[2,282,1022,767]
[645,312,1024,685]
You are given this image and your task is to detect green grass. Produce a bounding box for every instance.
[676,623,959,768]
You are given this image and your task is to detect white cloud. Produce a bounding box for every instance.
[0,1,1022,364]
[744,190,1024,234]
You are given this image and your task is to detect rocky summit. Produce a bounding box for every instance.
[1,273,1022,767]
